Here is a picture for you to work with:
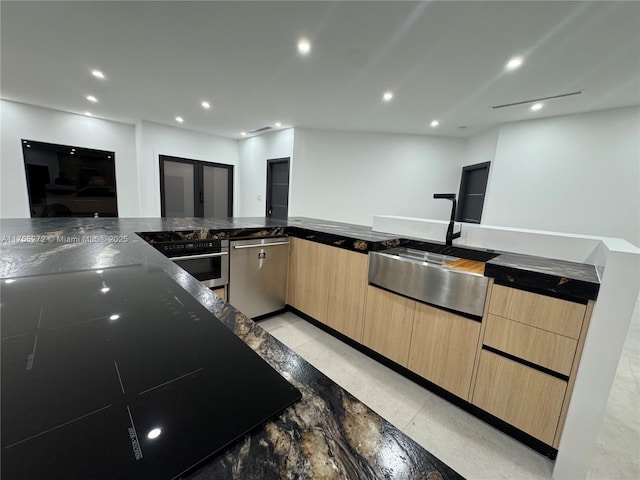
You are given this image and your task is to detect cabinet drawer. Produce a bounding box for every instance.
[472,350,567,444]
[484,314,577,376]
[489,285,585,338]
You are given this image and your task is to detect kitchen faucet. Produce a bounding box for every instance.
[433,193,461,246]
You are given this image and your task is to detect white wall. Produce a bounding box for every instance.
[480,107,640,246]
[0,100,139,217]
[136,120,239,217]
[290,128,466,226]
[237,128,294,217]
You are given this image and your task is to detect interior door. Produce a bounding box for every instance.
[266,158,290,219]
[161,159,196,217]
[160,155,233,217]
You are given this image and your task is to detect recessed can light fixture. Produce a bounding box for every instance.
[175,116,184,123]
[86,95,98,103]
[85,112,93,116]
[506,56,523,71]
[382,91,394,102]
[298,38,311,55]
[147,428,162,439]
[430,120,439,127]
[109,314,120,321]
[91,70,105,79]
[201,101,211,109]
[530,103,544,111]
[275,122,282,127]
[241,132,247,136]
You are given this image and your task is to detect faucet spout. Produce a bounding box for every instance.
[433,193,461,246]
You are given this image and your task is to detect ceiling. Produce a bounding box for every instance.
[2,1,639,139]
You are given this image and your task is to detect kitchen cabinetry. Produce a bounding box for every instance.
[471,284,593,447]
[472,349,567,444]
[408,303,481,400]
[287,237,332,322]
[362,286,416,367]
[211,286,227,300]
[287,238,368,342]
[326,247,368,342]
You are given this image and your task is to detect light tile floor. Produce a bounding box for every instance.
[259,297,640,480]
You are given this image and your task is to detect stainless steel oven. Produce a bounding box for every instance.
[163,240,229,288]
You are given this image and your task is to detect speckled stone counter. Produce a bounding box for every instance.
[0,217,463,480]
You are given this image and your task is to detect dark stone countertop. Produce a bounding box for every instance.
[0,217,463,480]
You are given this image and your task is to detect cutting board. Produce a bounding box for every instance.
[443,258,486,275]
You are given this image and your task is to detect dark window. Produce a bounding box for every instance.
[22,140,117,217]
[456,162,490,224]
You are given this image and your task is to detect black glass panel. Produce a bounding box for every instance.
[1,265,300,479]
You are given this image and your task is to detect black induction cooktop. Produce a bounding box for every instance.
[0,265,301,479]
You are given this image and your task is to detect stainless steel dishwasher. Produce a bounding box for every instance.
[228,237,289,318]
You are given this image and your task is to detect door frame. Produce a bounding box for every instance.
[159,155,234,217]
[265,157,290,218]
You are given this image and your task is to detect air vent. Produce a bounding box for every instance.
[247,126,273,134]
[491,90,583,109]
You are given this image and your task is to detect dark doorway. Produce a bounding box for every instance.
[266,158,290,219]
[159,155,233,218]
[456,162,490,224]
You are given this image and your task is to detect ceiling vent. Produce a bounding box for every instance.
[247,126,273,134]
[491,90,583,109]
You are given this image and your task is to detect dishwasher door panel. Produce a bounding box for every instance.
[229,238,289,318]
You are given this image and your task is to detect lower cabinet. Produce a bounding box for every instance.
[211,286,227,301]
[287,237,368,342]
[471,349,567,445]
[408,303,481,400]
[362,286,416,367]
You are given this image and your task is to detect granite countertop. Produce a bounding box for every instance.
[0,217,462,480]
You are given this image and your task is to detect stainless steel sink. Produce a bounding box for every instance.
[368,248,489,317]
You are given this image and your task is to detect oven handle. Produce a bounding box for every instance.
[233,241,290,249]
[170,251,229,261]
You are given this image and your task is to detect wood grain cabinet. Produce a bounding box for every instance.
[408,303,481,400]
[326,247,369,342]
[472,349,567,445]
[287,237,368,342]
[287,237,332,323]
[471,284,594,447]
[362,285,416,367]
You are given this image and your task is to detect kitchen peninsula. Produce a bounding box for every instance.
[0,216,463,480]
[0,216,620,479]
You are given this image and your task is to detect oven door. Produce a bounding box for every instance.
[171,251,229,288]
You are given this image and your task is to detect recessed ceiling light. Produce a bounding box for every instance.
[86,95,98,103]
[275,122,282,127]
[201,101,211,109]
[101,287,110,293]
[297,38,311,55]
[85,112,92,116]
[382,91,394,102]
[430,120,440,127]
[530,103,544,111]
[241,132,247,136]
[91,70,105,79]
[147,428,162,439]
[506,56,523,71]
[109,314,120,321]
[175,116,184,123]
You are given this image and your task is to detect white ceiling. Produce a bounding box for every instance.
[2,1,639,139]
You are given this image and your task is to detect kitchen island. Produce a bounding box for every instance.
[0,217,464,480]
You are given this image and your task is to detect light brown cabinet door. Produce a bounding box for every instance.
[211,286,227,301]
[362,286,416,367]
[326,248,368,342]
[472,349,567,444]
[286,238,331,323]
[408,303,480,400]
